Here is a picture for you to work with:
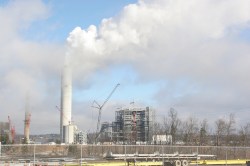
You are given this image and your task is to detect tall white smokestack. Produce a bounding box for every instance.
[60,59,72,143]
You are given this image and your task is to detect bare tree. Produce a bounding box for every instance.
[163,115,171,135]
[239,123,250,146]
[225,113,236,145]
[153,121,164,135]
[182,116,199,145]
[215,118,227,146]
[199,119,209,145]
[215,114,236,146]
[168,108,181,144]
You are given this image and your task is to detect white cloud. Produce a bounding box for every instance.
[67,0,250,127]
[0,0,64,134]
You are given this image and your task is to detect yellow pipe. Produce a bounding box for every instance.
[66,159,250,166]
[190,159,250,165]
[65,161,163,166]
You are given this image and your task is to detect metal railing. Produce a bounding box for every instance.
[0,144,250,165]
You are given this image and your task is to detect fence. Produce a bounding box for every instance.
[0,144,250,164]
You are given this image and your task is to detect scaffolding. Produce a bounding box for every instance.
[112,107,154,144]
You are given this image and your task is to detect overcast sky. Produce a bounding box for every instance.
[1,0,250,135]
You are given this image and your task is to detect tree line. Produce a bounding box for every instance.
[153,108,250,146]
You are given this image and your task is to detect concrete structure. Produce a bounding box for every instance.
[60,61,73,143]
[63,124,76,144]
[112,106,154,144]
[152,135,172,145]
[24,111,31,143]
[74,130,87,144]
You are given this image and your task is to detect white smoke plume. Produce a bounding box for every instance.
[67,0,250,82]
[67,0,250,128]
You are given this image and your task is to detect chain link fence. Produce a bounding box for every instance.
[1,144,250,165]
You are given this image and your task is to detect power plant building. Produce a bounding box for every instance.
[63,124,76,144]
[112,106,154,144]
[74,130,87,144]
[60,57,154,145]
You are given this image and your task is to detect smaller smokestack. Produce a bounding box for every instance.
[24,95,31,143]
[24,111,31,143]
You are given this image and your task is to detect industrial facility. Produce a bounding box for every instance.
[97,106,155,144]
[112,106,154,144]
[59,61,87,145]
[1,60,153,146]
[0,117,15,144]
[0,122,10,143]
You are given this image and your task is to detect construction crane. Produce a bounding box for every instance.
[92,83,120,142]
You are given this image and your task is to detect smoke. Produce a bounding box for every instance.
[67,0,250,77]
[67,0,250,126]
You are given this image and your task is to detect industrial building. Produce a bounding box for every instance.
[0,116,16,144]
[63,123,76,143]
[0,122,10,134]
[112,106,154,144]
[0,122,10,144]
[63,124,87,144]
[59,58,154,145]
[152,134,173,145]
[74,129,87,144]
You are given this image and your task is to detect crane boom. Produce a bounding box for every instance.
[93,83,120,138]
